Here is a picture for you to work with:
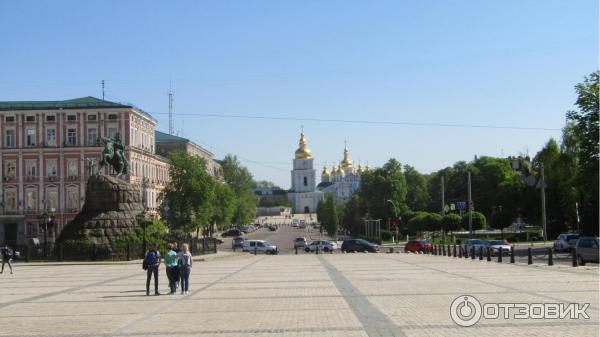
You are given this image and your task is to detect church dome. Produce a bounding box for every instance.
[340,143,353,168]
[294,131,312,159]
[321,165,330,177]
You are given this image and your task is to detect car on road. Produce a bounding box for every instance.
[268,224,278,231]
[341,239,379,253]
[243,240,279,254]
[305,240,336,253]
[404,240,432,253]
[554,233,580,252]
[575,237,599,266]
[222,229,243,237]
[462,239,486,254]
[483,240,511,255]
[294,237,307,248]
[232,236,244,249]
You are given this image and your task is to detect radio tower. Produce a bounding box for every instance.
[168,82,174,135]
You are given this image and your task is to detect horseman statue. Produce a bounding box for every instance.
[98,132,129,177]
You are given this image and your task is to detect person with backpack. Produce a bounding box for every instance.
[180,243,192,295]
[163,243,178,294]
[144,243,162,296]
[1,246,13,274]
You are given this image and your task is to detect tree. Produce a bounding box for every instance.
[461,211,486,231]
[442,213,462,234]
[341,194,365,236]
[359,158,408,221]
[220,155,257,225]
[323,194,339,237]
[211,183,236,228]
[159,151,215,236]
[404,165,430,211]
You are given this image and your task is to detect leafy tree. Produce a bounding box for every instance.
[404,165,430,211]
[341,194,365,235]
[461,211,486,231]
[220,155,257,225]
[359,158,408,221]
[159,151,215,236]
[211,182,236,228]
[317,194,339,237]
[442,213,462,233]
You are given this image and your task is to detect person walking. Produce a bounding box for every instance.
[180,243,192,295]
[144,243,162,296]
[163,243,178,294]
[172,242,181,291]
[1,246,13,274]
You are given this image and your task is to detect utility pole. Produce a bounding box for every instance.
[441,176,445,217]
[575,202,580,233]
[101,80,105,100]
[468,171,473,238]
[168,82,174,135]
[540,163,547,241]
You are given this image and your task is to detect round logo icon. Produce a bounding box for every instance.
[450,295,482,327]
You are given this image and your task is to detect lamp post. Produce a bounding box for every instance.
[387,200,400,241]
[38,211,54,258]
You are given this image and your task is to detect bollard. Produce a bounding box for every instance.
[510,246,515,263]
[254,246,257,255]
[498,248,503,262]
[527,247,532,265]
[447,245,451,257]
[548,248,554,266]
[389,247,394,254]
[478,247,483,260]
[316,246,319,255]
[464,246,468,259]
[572,249,578,267]
[25,244,30,262]
[458,246,463,258]
[59,244,64,262]
[295,247,298,255]
[442,245,446,256]
[486,247,491,261]
[433,245,437,255]
[453,245,457,257]
[126,243,131,261]
[471,247,475,260]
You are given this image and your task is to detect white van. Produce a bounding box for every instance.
[242,240,278,254]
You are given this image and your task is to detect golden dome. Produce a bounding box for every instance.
[336,163,345,176]
[321,165,330,176]
[331,165,338,176]
[340,143,353,168]
[294,131,312,159]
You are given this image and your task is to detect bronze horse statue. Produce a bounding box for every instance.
[98,133,129,177]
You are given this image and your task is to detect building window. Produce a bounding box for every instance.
[46,128,56,146]
[47,160,57,177]
[67,159,77,177]
[26,115,36,122]
[67,114,77,121]
[46,186,58,211]
[5,116,15,122]
[67,128,76,146]
[5,189,17,211]
[26,160,37,178]
[66,186,79,210]
[5,129,15,148]
[303,177,308,186]
[87,114,97,121]
[26,128,36,147]
[4,160,16,178]
[26,188,37,211]
[46,115,56,122]
[108,114,118,120]
[87,128,97,145]
[108,127,117,139]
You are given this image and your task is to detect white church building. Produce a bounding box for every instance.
[287,131,324,213]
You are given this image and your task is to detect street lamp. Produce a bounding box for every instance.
[387,200,400,241]
[38,211,54,257]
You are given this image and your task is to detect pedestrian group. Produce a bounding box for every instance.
[144,242,193,296]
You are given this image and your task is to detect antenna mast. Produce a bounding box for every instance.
[168,82,174,135]
[101,80,105,100]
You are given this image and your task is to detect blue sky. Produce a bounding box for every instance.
[1,1,597,188]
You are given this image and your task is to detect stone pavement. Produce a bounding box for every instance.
[0,253,597,337]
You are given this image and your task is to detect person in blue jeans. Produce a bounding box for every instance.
[145,244,162,296]
[180,243,193,295]
[163,243,178,294]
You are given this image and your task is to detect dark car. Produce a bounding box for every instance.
[404,240,432,253]
[222,229,243,237]
[575,237,599,266]
[341,239,378,253]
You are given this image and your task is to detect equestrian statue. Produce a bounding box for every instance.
[98,132,129,177]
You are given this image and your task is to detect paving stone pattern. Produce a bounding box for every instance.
[0,253,597,337]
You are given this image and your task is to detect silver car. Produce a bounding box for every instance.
[554,233,580,252]
[484,240,511,256]
[575,237,599,265]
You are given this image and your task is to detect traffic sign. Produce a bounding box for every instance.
[456,201,467,210]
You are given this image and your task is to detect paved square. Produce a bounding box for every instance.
[0,253,597,337]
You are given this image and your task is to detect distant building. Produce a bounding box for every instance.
[0,97,169,246]
[317,143,364,201]
[155,130,222,179]
[287,131,323,213]
[507,155,532,175]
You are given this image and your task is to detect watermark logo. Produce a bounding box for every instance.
[450,295,590,327]
[450,295,482,327]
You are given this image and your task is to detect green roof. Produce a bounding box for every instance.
[0,96,132,111]
[155,130,189,143]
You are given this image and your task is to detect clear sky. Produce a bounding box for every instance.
[1,1,597,188]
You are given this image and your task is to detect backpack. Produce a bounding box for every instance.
[144,250,157,269]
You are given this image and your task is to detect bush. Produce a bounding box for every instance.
[380,230,393,241]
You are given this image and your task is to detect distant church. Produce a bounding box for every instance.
[287,131,324,213]
[317,142,365,201]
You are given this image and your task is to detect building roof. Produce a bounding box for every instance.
[155,130,190,143]
[0,96,132,111]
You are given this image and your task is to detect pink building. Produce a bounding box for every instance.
[0,97,169,246]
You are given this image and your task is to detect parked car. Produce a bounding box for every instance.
[222,229,243,237]
[404,240,432,253]
[575,237,599,265]
[232,236,244,249]
[268,224,278,231]
[305,240,336,252]
[463,239,486,254]
[484,240,511,255]
[341,239,378,253]
[243,240,278,254]
[554,233,580,252]
[294,237,307,248]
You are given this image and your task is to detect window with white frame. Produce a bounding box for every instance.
[108,127,117,139]
[5,129,15,148]
[46,128,56,146]
[47,159,57,177]
[87,128,97,145]
[46,186,58,210]
[67,128,76,146]
[26,160,37,178]
[66,186,79,210]
[5,189,17,210]
[26,128,36,147]
[67,159,78,177]
[26,188,37,211]
[4,160,16,178]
